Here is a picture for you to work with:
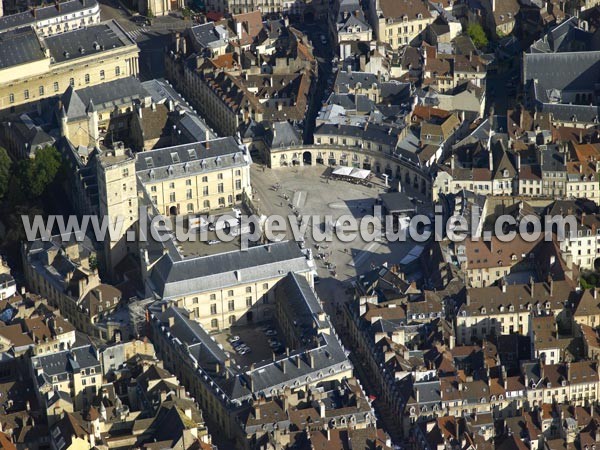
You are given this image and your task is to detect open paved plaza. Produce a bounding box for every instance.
[251,165,422,291]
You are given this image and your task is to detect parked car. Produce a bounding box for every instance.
[265,329,278,336]
[232,340,244,348]
[228,335,241,343]
[269,341,281,349]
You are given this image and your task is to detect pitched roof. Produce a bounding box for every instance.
[378,0,432,21]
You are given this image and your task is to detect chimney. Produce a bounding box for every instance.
[184,408,192,419]
[489,149,493,171]
[530,276,535,298]
[548,274,553,297]
[281,360,286,374]
[594,289,598,299]
[254,401,261,419]
[318,400,325,418]
[309,352,315,368]
[168,316,175,328]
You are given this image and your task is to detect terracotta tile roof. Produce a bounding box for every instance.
[0,324,33,348]
[462,280,574,316]
[464,235,540,270]
[232,10,263,46]
[579,323,600,348]
[379,0,432,21]
[412,105,450,122]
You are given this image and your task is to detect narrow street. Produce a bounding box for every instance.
[293,22,335,144]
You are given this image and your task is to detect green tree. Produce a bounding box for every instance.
[0,147,10,201]
[467,23,489,49]
[17,146,62,199]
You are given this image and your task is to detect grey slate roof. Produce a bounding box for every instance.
[316,122,404,145]
[155,301,350,404]
[246,331,350,394]
[380,192,416,213]
[189,22,229,50]
[62,77,148,120]
[7,113,55,155]
[530,17,592,53]
[275,272,328,332]
[135,137,250,182]
[336,0,370,33]
[0,0,98,33]
[149,240,311,299]
[269,121,302,148]
[0,26,46,70]
[31,344,100,382]
[540,145,566,173]
[45,19,135,64]
[524,51,600,92]
[334,71,378,93]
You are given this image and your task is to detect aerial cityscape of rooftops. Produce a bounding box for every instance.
[6,0,600,448]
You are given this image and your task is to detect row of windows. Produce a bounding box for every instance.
[208,297,254,313]
[8,67,120,104]
[207,284,269,300]
[151,180,243,197]
[150,170,243,191]
[154,198,234,211]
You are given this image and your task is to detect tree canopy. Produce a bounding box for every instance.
[15,145,62,199]
[467,23,489,49]
[0,147,10,201]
